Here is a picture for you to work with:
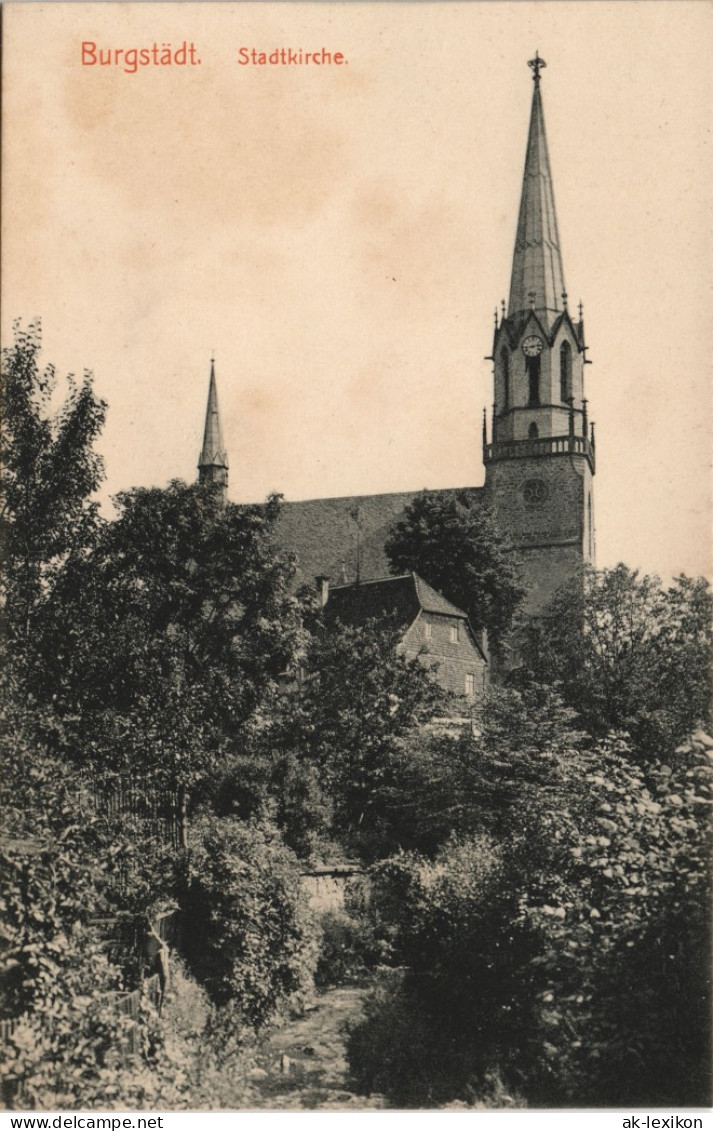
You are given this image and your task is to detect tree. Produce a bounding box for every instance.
[250,617,448,859]
[348,729,713,1107]
[34,483,305,792]
[384,491,524,643]
[520,564,713,756]
[332,683,587,858]
[0,320,106,670]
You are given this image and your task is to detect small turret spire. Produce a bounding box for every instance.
[198,359,229,502]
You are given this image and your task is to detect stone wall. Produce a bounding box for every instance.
[300,865,365,913]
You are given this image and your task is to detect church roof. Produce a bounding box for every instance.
[508,56,566,325]
[199,360,228,469]
[274,486,485,590]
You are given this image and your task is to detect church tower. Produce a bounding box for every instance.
[484,53,596,616]
[198,359,229,503]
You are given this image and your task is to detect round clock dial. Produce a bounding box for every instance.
[522,335,543,357]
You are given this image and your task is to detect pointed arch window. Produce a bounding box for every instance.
[528,423,539,440]
[500,348,510,411]
[526,355,540,406]
[560,341,572,403]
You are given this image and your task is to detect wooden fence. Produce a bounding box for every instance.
[114,974,164,1057]
[0,910,180,1073]
[89,776,185,850]
[1,974,165,1059]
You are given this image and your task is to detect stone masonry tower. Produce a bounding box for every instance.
[198,359,229,503]
[484,53,596,616]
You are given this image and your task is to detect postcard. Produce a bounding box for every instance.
[1,1,711,1119]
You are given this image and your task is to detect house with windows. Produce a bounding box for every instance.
[318,573,487,701]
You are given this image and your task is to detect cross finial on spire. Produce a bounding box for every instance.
[501,299,506,320]
[562,290,568,309]
[528,51,546,86]
[578,300,584,321]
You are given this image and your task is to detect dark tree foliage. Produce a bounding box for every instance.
[384,491,524,642]
[0,321,106,665]
[347,730,713,1108]
[34,483,304,789]
[519,564,713,757]
[367,684,588,855]
[229,617,448,860]
[179,815,315,1025]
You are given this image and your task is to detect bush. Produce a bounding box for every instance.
[179,816,316,1027]
[314,902,389,989]
[347,838,542,1106]
[347,733,713,1108]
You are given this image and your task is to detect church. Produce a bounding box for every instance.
[197,53,596,690]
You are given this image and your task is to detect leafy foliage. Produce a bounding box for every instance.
[179,816,316,1025]
[520,565,713,756]
[328,684,587,857]
[348,838,539,1106]
[0,701,180,1108]
[0,321,106,670]
[32,483,304,790]
[348,730,713,1107]
[313,878,391,988]
[385,491,524,641]
[261,617,447,858]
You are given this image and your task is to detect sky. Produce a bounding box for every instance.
[2,0,711,580]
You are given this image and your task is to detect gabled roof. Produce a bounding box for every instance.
[325,572,468,628]
[497,308,550,352]
[325,572,488,663]
[325,574,421,629]
[508,69,566,324]
[413,574,469,618]
[548,308,584,351]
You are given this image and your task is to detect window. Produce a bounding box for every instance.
[424,621,432,640]
[465,673,476,697]
[560,341,572,403]
[523,478,548,505]
[500,348,510,411]
[526,354,541,406]
[449,624,459,643]
[528,422,539,440]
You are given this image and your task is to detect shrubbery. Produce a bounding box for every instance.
[179,816,316,1027]
[314,878,392,988]
[347,732,713,1107]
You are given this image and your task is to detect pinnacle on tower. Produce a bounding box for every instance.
[198,358,229,500]
[507,53,566,322]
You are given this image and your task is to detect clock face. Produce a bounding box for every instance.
[522,334,543,357]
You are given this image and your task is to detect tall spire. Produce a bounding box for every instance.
[198,358,229,500]
[507,53,565,322]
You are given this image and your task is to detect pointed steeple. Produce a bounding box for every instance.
[198,359,229,500]
[508,53,565,323]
